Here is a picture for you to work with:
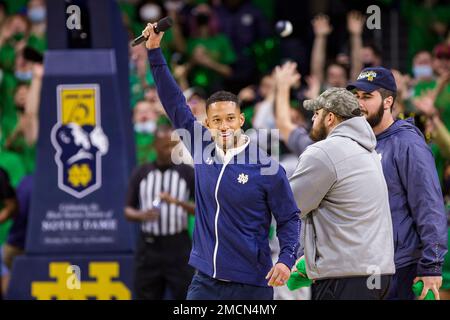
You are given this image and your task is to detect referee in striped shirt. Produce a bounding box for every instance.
[125,120,195,300]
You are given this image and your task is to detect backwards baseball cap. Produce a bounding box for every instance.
[346,67,397,93]
[303,87,362,118]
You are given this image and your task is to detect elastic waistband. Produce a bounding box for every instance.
[140,230,189,243]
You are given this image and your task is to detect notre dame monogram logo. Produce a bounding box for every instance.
[31,262,130,300]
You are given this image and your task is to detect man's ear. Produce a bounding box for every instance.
[239,112,245,127]
[204,117,210,128]
[327,112,335,126]
[383,96,393,110]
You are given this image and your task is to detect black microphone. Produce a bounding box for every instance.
[131,17,173,47]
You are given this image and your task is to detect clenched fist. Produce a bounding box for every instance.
[142,23,164,50]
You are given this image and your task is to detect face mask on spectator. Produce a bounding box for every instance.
[363,62,374,68]
[15,70,33,82]
[196,13,210,26]
[134,120,156,134]
[12,32,25,42]
[140,4,161,22]
[28,6,46,23]
[129,60,137,71]
[413,65,433,79]
[16,105,25,114]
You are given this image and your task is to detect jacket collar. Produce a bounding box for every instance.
[215,135,250,163]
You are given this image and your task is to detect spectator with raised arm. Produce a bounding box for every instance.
[414,90,450,160]
[310,12,364,91]
[185,3,236,95]
[274,62,313,156]
[347,11,364,81]
[414,43,450,130]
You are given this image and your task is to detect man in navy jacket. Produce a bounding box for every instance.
[142,23,300,300]
[348,67,448,300]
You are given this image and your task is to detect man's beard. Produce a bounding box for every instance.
[365,102,384,128]
[309,117,328,142]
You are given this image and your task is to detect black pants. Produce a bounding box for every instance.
[311,275,392,300]
[187,271,273,300]
[133,231,194,300]
[386,264,417,300]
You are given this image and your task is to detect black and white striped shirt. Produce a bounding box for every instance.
[126,163,195,236]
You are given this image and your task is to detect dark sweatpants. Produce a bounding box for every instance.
[311,275,392,300]
[386,264,417,300]
[187,271,273,300]
[133,231,194,300]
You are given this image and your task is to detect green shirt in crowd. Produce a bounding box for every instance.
[187,34,236,93]
[414,80,450,130]
[134,132,157,166]
[414,80,450,183]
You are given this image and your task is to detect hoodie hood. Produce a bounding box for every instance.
[327,116,376,152]
[376,118,424,141]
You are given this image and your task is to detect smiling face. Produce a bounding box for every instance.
[204,101,245,151]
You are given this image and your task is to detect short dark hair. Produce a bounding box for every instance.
[155,116,173,137]
[205,91,239,111]
[378,88,397,111]
[326,61,350,80]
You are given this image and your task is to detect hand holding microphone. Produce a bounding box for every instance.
[132,16,173,49]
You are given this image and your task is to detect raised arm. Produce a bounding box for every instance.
[310,15,332,84]
[414,90,450,159]
[274,62,313,156]
[143,23,197,134]
[22,63,44,146]
[191,45,233,78]
[143,23,203,155]
[274,62,300,143]
[347,11,364,81]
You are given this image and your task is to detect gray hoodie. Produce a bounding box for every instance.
[289,117,395,280]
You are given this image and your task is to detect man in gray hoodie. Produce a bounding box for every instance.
[289,87,395,300]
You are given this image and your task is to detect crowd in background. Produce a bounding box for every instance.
[0,0,449,299]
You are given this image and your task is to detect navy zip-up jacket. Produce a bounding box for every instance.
[376,118,447,276]
[148,48,300,287]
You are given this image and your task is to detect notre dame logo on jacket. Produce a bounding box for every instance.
[51,84,109,198]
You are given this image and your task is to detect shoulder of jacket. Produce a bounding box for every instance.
[304,141,335,162]
[391,130,428,151]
